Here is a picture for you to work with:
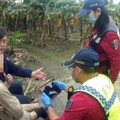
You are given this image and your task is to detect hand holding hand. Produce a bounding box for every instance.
[32,67,47,80]
[4,73,13,85]
[53,80,66,91]
[41,92,51,108]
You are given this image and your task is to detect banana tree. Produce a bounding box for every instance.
[106,1,120,30]
[54,0,80,40]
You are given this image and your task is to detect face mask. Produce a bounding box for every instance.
[87,11,97,23]
[73,72,80,82]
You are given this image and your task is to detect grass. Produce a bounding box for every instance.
[14,40,80,79]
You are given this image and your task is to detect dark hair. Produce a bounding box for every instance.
[0,27,7,39]
[94,6,110,35]
[72,63,99,74]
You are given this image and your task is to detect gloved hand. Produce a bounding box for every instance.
[53,80,66,91]
[41,92,51,108]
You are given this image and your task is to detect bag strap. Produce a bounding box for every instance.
[90,19,119,50]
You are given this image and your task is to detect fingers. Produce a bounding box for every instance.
[41,73,47,80]
[4,73,11,79]
[53,81,57,83]
[7,74,13,80]
[3,73,7,79]
[37,71,47,80]
[0,103,3,112]
[0,106,3,111]
[32,67,47,80]
[38,67,43,71]
[3,73,9,82]
[52,81,58,86]
[42,92,46,96]
[53,81,62,86]
[42,92,49,98]
[3,73,13,84]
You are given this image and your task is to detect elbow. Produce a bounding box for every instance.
[17,110,24,118]
[13,107,24,118]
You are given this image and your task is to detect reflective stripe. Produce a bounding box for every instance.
[77,85,117,112]
[117,28,120,37]
[105,91,117,112]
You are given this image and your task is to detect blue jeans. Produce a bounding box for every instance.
[9,81,30,104]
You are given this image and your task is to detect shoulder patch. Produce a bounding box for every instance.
[65,98,74,110]
[110,39,119,50]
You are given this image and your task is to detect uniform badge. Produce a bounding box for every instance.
[65,98,73,110]
[110,39,119,50]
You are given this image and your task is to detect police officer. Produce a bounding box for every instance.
[0,27,47,103]
[76,0,120,83]
[41,48,120,120]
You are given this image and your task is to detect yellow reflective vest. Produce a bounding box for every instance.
[75,74,120,120]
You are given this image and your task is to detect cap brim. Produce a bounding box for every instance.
[63,60,74,67]
[76,9,90,17]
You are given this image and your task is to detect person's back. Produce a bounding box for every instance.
[55,68,120,120]
[0,81,31,120]
[59,91,104,120]
[74,74,120,120]
[41,48,120,120]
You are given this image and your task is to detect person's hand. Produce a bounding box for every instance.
[41,92,51,108]
[53,80,66,91]
[0,103,3,112]
[4,73,13,85]
[31,67,47,80]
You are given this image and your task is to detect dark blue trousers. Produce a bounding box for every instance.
[9,81,30,104]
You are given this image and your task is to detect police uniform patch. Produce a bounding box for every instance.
[65,98,73,110]
[110,39,119,50]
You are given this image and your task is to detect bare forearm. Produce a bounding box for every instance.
[48,106,59,120]
[22,103,40,112]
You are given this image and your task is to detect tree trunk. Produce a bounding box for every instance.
[80,17,83,43]
[15,13,19,31]
[62,13,68,40]
[48,19,52,37]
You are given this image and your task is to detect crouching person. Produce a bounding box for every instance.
[0,80,48,120]
[41,48,120,120]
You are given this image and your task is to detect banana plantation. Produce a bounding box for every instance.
[0,0,120,47]
[0,1,120,117]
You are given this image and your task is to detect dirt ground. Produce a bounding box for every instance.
[13,39,120,119]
